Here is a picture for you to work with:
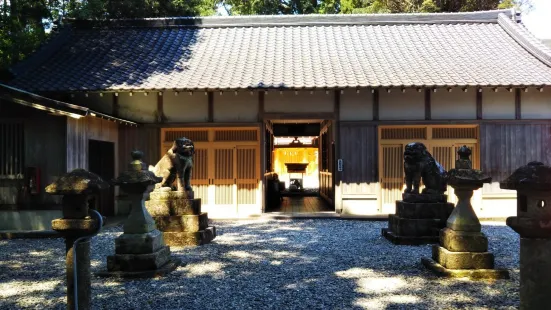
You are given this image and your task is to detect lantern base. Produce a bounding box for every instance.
[421,257,509,280]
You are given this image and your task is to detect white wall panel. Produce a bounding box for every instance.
[432,88,476,119]
[482,89,515,119]
[521,88,551,119]
[379,89,424,120]
[340,90,373,121]
[214,91,258,122]
[264,90,333,113]
[164,91,208,122]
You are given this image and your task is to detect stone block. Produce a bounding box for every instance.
[439,227,488,252]
[145,198,201,216]
[432,245,494,269]
[51,218,99,233]
[395,201,454,219]
[153,213,209,232]
[389,215,444,237]
[421,257,510,280]
[149,190,194,200]
[163,226,216,247]
[107,246,171,272]
[381,228,439,245]
[115,230,165,255]
[402,193,447,203]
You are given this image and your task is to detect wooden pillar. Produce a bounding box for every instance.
[372,89,379,121]
[476,89,483,120]
[208,91,214,122]
[113,93,120,117]
[156,92,166,123]
[515,88,521,120]
[259,91,266,213]
[334,90,342,213]
[258,91,265,122]
[425,89,431,120]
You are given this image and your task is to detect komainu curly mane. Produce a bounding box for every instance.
[403,142,448,195]
[149,137,195,191]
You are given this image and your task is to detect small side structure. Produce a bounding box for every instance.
[98,151,179,278]
[422,146,509,280]
[501,161,551,309]
[382,142,454,245]
[145,138,216,246]
[46,169,108,310]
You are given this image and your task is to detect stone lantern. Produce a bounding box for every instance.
[46,169,109,310]
[97,151,180,278]
[500,161,551,309]
[422,146,509,279]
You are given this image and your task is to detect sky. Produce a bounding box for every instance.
[522,0,551,39]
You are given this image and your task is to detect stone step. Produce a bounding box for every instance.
[439,227,488,252]
[115,230,165,255]
[152,213,209,233]
[145,198,201,216]
[395,201,454,219]
[163,226,216,247]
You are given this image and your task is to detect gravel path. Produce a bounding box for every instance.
[0,219,519,310]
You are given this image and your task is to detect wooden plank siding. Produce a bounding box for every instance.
[480,123,551,195]
[118,126,160,174]
[67,116,119,172]
[339,124,378,196]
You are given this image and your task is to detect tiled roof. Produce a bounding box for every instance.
[8,9,551,92]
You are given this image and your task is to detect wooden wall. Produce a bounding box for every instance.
[118,125,160,174]
[67,116,119,173]
[339,124,378,195]
[0,101,66,207]
[480,123,551,194]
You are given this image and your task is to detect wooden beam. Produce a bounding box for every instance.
[476,89,482,120]
[208,91,214,122]
[258,91,264,122]
[425,89,431,120]
[515,88,521,120]
[262,112,336,120]
[372,89,379,121]
[113,93,120,117]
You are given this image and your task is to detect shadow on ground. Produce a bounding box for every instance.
[0,220,519,309]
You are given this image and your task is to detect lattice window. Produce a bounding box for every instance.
[1,122,24,178]
[380,127,426,140]
[164,130,208,142]
[432,127,478,139]
[214,130,257,142]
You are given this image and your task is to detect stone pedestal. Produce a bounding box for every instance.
[97,151,180,278]
[423,149,509,280]
[382,194,454,245]
[145,188,216,246]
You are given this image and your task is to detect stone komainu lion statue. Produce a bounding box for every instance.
[149,137,195,191]
[403,142,448,195]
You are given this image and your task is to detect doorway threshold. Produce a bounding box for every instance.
[262,212,339,219]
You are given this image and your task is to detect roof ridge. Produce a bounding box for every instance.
[67,9,512,29]
[498,13,551,68]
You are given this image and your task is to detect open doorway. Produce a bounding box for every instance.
[264,120,334,213]
[88,139,115,216]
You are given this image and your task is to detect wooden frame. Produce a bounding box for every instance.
[160,126,261,216]
[377,124,480,213]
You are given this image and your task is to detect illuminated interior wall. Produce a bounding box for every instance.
[273,147,319,189]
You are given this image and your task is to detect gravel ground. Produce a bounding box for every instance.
[0,219,520,310]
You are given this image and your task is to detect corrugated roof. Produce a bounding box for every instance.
[7,9,551,92]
